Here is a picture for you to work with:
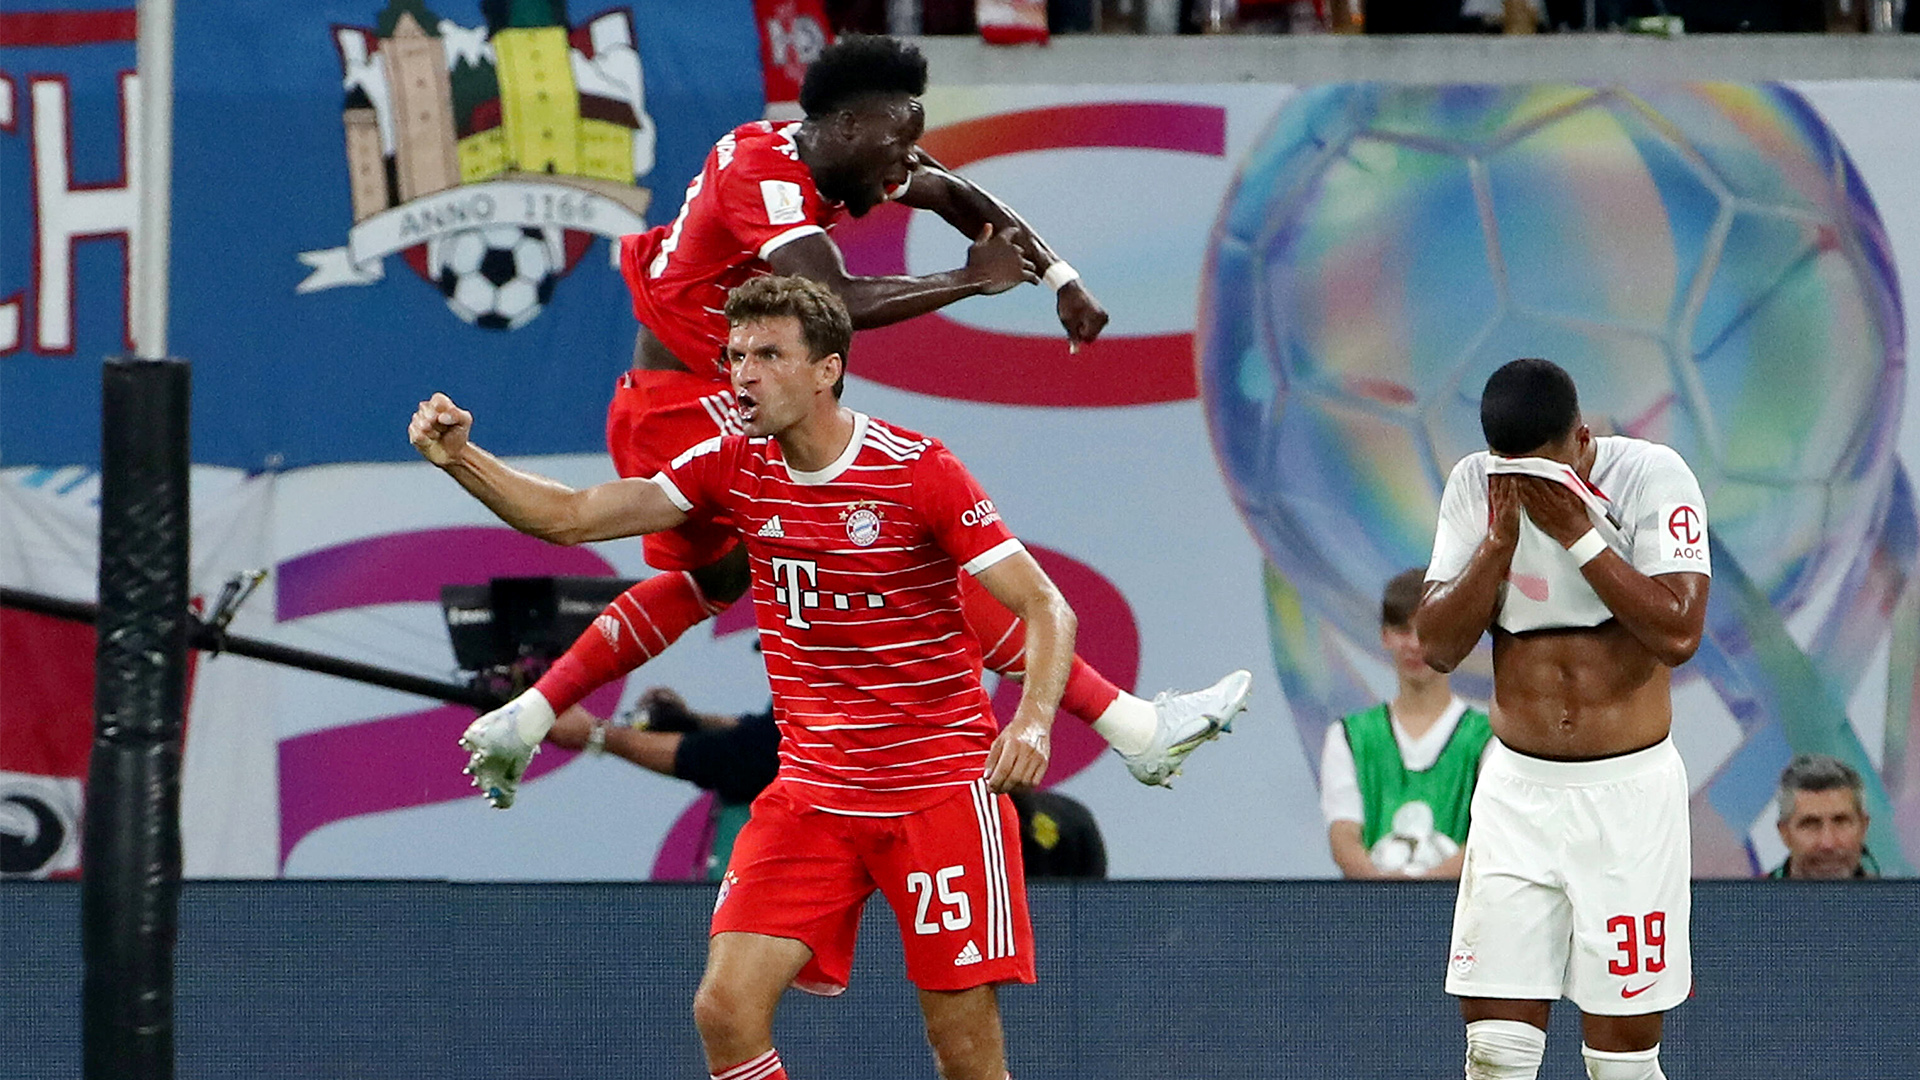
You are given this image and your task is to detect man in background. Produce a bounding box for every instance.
[1766,754,1880,879]
[549,688,776,882]
[1321,568,1491,880]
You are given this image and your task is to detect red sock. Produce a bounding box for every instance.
[533,571,724,712]
[958,573,1120,722]
[710,1048,786,1080]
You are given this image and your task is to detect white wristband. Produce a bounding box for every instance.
[1043,260,1080,292]
[584,721,607,756]
[1567,529,1607,567]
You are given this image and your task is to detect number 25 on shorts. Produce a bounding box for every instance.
[1606,911,1667,980]
[905,866,973,934]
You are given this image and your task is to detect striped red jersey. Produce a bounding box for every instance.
[619,120,902,381]
[652,412,1022,815]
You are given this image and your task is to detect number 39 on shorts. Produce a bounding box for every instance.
[1605,911,1667,976]
[905,866,972,934]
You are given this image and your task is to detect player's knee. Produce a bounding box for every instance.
[1465,1019,1547,1080]
[690,979,764,1050]
[924,1026,997,1080]
[1582,1043,1665,1080]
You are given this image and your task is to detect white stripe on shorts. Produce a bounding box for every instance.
[970,779,1013,961]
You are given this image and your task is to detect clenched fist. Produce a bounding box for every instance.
[409,392,472,467]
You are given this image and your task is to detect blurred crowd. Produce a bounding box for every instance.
[826,0,1909,36]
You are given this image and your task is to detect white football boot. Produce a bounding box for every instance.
[1116,669,1252,787]
[458,689,556,809]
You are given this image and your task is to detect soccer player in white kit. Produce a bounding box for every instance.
[1415,358,1711,1080]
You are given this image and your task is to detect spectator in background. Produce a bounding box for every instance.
[547,688,778,881]
[1767,754,1880,879]
[1321,568,1492,879]
[551,687,1110,881]
[1009,788,1107,878]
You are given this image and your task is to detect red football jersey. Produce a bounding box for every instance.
[653,413,1022,815]
[620,120,861,380]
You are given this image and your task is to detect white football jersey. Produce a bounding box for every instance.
[1426,436,1710,632]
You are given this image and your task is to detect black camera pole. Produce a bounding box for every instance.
[2,586,502,711]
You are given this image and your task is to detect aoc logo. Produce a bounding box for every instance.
[0,774,83,879]
[297,3,658,331]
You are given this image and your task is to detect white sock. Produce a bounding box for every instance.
[1583,1043,1664,1080]
[1465,1019,1546,1080]
[1091,692,1156,755]
[509,688,556,745]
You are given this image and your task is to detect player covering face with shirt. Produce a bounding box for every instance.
[412,277,1072,1080]
[1416,358,1711,1080]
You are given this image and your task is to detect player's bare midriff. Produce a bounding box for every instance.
[1488,618,1673,761]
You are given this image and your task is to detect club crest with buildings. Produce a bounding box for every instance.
[298,0,655,330]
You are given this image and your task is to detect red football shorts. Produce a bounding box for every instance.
[604,368,740,571]
[711,779,1036,995]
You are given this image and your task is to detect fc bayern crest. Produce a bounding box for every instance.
[297,0,657,331]
[843,502,883,547]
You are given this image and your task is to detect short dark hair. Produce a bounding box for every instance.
[1480,357,1579,456]
[799,34,928,117]
[1381,567,1427,628]
[724,276,853,397]
[1777,754,1865,823]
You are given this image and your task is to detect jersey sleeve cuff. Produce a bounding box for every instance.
[962,538,1024,576]
[758,224,826,261]
[648,472,694,512]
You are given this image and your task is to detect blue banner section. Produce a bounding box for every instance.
[8,881,1919,1078]
[1,1,764,468]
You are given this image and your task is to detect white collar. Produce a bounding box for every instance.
[784,411,868,486]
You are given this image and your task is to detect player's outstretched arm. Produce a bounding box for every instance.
[766,225,1037,330]
[898,156,1110,346]
[408,393,688,545]
[1512,478,1708,667]
[1415,474,1522,672]
[974,550,1077,793]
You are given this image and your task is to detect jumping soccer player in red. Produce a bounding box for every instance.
[412,277,1070,1080]
[480,33,1246,800]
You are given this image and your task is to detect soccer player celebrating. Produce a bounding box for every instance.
[508,32,1247,795]
[1416,358,1710,1080]
[412,277,1070,1080]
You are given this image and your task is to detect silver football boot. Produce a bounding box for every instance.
[458,691,553,809]
[1116,669,1252,787]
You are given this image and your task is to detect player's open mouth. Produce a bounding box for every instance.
[736,392,759,424]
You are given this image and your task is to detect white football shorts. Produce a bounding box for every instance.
[1445,737,1691,1016]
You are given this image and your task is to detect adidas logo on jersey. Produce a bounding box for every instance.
[757,516,784,538]
[594,613,620,647]
[954,940,982,967]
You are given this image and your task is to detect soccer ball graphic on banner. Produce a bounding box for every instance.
[1198,84,1909,858]
[428,226,564,331]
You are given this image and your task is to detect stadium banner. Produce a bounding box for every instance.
[3,11,1917,879]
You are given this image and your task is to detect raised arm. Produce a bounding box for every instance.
[1415,473,1521,673]
[1513,478,1708,667]
[971,549,1077,793]
[897,156,1109,346]
[766,223,1035,330]
[408,393,687,545]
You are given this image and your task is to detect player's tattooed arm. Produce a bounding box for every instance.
[408,393,688,545]
[1415,475,1522,672]
[766,226,1036,329]
[1513,479,1708,666]
[973,549,1077,793]
[898,154,1110,347]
